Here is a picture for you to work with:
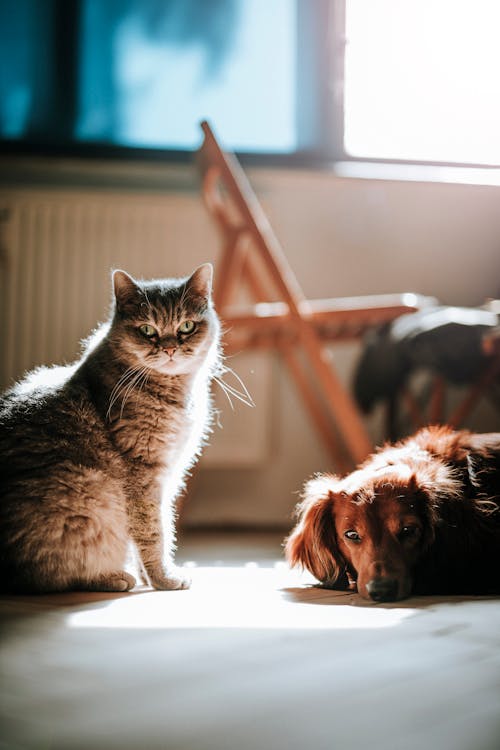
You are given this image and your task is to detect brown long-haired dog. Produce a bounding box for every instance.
[286,427,500,602]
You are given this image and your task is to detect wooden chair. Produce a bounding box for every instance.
[196,121,434,472]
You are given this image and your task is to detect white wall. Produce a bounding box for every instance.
[253,168,500,305]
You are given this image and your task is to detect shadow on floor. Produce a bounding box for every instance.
[280,584,500,609]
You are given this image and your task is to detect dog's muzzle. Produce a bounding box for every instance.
[366,577,399,602]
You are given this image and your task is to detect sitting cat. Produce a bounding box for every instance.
[0,264,221,593]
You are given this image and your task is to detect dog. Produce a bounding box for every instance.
[286,426,500,602]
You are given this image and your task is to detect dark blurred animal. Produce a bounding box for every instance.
[286,426,500,601]
[354,306,499,414]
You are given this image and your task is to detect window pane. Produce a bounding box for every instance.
[0,0,38,138]
[344,0,500,165]
[77,0,297,152]
[0,0,298,153]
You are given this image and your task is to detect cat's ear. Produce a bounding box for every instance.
[187,263,213,298]
[113,269,141,310]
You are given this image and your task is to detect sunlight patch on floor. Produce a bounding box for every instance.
[68,564,417,631]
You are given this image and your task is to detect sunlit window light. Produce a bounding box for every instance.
[344,0,500,165]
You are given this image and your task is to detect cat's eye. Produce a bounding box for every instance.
[178,320,196,334]
[344,530,361,543]
[139,324,157,338]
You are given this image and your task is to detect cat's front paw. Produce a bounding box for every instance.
[148,568,192,591]
[85,571,136,592]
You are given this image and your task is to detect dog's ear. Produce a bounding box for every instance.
[406,472,443,549]
[285,476,347,587]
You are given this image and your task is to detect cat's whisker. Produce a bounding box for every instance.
[213,375,255,410]
[213,376,236,411]
[134,367,152,407]
[111,366,138,396]
[178,281,190,309]
[107,365,145,421]
[118,369,145,420]
[107,366,141,411]
[106,366,141,420]
[142,288,153,313]
[220,365,255,407]
[220,350,241,361]
[220,381,255,408]
[119,366,150,418]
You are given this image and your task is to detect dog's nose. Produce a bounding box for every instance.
[366,577,399,602]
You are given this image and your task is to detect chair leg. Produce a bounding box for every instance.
[281,341,351,473]
[298,327,373,465]
[429,376,446,424]
[448,354,500,428]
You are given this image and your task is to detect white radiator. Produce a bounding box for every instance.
[0,189,271,467]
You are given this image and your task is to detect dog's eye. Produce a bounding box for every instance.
[399,525,420,540]
[344,530,361,543]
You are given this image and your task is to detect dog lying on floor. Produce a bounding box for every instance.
[286,426,500,602]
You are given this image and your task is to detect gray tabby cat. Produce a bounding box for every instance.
[0,264,221,593]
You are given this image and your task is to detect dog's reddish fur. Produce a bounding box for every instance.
[286,427,500,601]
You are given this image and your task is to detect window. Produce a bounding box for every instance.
[77,0,297,152]
[340,0,500,166]
[0,0,328,162]
[1,0,499,167]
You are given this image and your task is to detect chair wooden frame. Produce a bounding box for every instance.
[197,121,432,471]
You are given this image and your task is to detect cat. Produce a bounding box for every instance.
[0,263,221,593]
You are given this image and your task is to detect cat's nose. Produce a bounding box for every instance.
[163,347,177,358]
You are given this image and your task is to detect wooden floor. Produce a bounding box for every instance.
[1,531,500,750]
